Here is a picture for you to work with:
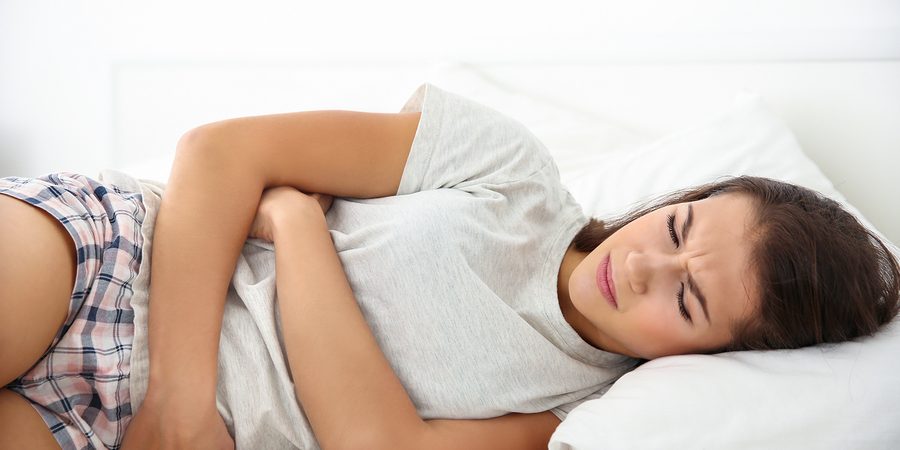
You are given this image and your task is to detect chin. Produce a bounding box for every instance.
[619,346,645,359]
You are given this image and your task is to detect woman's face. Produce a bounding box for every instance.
[564,192,759,359]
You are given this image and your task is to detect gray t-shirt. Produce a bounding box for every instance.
[125,83,641,450]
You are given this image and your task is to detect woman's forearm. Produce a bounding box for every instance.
[146,137,266,402]
[272,212,427,450]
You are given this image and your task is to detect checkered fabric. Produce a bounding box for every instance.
[1,172,145,450]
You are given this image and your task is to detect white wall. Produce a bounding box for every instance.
[1,0,899,239]
[3,0,898,176]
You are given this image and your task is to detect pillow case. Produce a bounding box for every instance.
[120,61,656,184]
[548,92,900,449]
[423,61,657,167]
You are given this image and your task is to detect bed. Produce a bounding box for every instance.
[114,60,900,449]
[425,63,900,449]
[3,0,898,446]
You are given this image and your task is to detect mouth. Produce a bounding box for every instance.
[596,254,618,309]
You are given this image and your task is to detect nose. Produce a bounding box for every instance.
[625,250,682,295]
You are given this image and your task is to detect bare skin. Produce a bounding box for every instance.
[0,184,762,448]
[556,192,760,359]
[0,194,76,448]
[0,109,762,447]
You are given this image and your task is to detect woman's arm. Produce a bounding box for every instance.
[144,109,418,397]
[261,188,560,450]
[145,134,266,399]
[123,110,419,448]
[265,188,423,449]
[121,136,264,449]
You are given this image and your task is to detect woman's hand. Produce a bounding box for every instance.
[249,187,333,242]
[121,390,234,450]
[121,188,332,449]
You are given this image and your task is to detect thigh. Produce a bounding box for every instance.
[0,195,76,387]
[0,389,59,449]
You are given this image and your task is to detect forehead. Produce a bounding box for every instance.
[689,193,756,240]
[682,193,759,330]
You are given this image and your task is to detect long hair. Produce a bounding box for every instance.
[571,176,900,352]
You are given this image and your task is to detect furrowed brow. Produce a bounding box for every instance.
[687,274,711,325]
[682,203,694,244]
[682,204,711,325]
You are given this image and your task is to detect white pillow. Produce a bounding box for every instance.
[548,92,900,449]
[423,61,657,168]
[425,64,900,447]
[120,62,657,184]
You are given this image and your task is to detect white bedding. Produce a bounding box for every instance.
[549,90,900,450]
[111,62,900,448]
[419,66,900,449]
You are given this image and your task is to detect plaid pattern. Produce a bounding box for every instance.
[1,172,145,450]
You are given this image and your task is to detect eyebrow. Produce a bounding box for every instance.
[682,204,712,325]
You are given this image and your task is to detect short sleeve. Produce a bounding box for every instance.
[549,383,614,422]
[396,83,554,195]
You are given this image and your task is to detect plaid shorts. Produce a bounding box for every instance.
[1,172,145,450]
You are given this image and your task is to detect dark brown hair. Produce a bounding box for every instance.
[572,175,900,353]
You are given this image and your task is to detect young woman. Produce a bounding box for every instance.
[2,84,898,449]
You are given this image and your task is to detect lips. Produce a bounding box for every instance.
[607,255,617,304]
[596,254,618,309]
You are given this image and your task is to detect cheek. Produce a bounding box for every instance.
[627,304,683,356]
[570,259,601,311]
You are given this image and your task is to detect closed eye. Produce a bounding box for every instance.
[667,213,680,248]
[667,210,692,324]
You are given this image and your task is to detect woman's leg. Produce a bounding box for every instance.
[0,195,75,386]
[0,389,59,448]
